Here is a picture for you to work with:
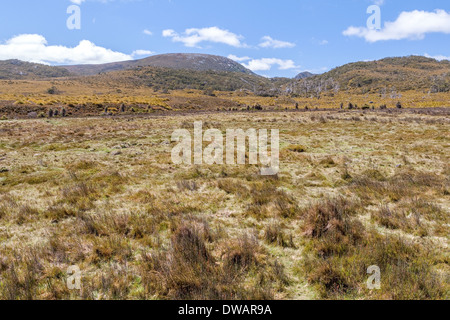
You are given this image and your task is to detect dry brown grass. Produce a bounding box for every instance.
[0,109,448,300]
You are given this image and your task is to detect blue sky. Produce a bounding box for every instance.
[0,0,449,77]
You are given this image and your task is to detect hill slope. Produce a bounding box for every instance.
[1,55,449,98]
[78,65,289,94]
[63,53,255,76]
[0,60,71,79]
[287,56,450,96]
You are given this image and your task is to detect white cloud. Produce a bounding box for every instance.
[132,50,154,57]
[162,27,245,48]
[227,54,251,62]
[259,36,295,49]
[343,9,450,42]
[424,53,450,61]
[162,29,176,37]
[244,58,298,71]
[143,29,153,36]
[70,0,86,4]
[228,55,298,72]
[0,34,133,65]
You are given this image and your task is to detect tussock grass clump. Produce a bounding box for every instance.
[1,168,62,187]
[93,263,134,299]
[176,179,199,192]
[350,168,444,204]
[66,160,99,172]
[217,178,249,198]
[91,236,133,263]
[60,181,97,211]
[301,197,363,241]
[223,234,260,271]
[176,166,212,180]
[0,195,40,225]
[372,204,408,230]
[128,212,167,241]
[319,156,337,168]
[340,165,352,181]
[0,194,18,220]
[246,183,298,218]
[44,203,78,221]
[47,232,82,264]
[273,192,298,218]
[405,198,448,224]
[127,189,156,204]
[303,233,447,299]
[372,198,448,237]
[371,204,429,236]
[90,170,128,195]
[78,211,131,237]
[52,170,128,216]
[264,220,295,248]
[138,222,285,300]
[300,196,448,299]
[173,224,213,263]
[139,222,232,299]
[15,205,40,225]
[0,246,46,300]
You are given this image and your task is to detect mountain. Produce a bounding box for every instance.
[78,65,290,95]
[62,53,255,76]
[2,55,448,97]
[0,60,71,80]
[294,71,315,80]
[287,56,450,96]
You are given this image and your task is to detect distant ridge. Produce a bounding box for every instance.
[62,53,256,76]
[294,71,315,80]
[0,59,71,79]
[1,55,448,96]
[288,56,450,95]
